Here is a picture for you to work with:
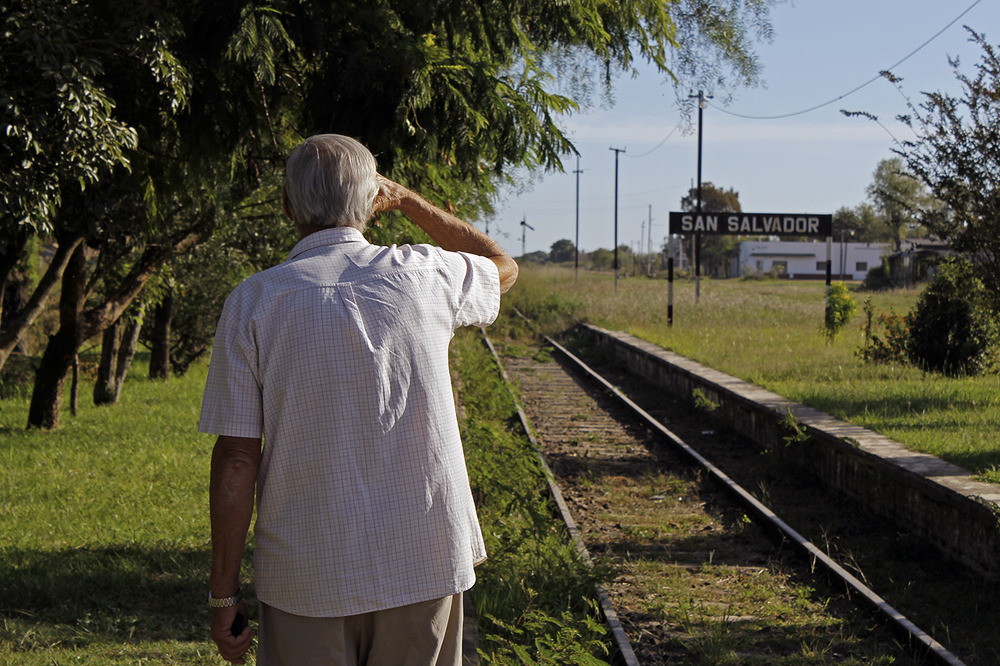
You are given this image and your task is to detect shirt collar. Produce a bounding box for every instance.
[286,227,369,261]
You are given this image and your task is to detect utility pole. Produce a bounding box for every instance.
[610,146,626,292]
[574,156,583,283]
[688,90,711,302]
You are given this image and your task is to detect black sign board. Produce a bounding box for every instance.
[669,212,833,238]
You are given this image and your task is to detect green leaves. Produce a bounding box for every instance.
[226,4,296,87]
[907,257,999,377]
[0,0,194,233]
[823,281,857,344]
[895,29,1000,308]
[283,0,776,222]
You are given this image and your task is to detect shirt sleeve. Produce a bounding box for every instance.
[450,251,501,329]
[198,288,264,438]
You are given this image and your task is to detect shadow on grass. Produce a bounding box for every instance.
[0,544,253,648]
[798,394,1000,475]
[806,393,987,427]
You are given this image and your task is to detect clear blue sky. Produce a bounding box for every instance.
[485,0,997,258]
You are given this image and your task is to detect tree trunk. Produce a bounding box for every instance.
[93,320,124,405]
[0,227,31,327]
[0,234,85,373]
[94,304,145,405]
[27,243,87,429]
[29,329,80,428]
[148,292,173,379]
[116,311,143,388]
[28,228,201,429]
[70,355,79,417]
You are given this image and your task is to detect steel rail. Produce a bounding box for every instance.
[540,332,967,666]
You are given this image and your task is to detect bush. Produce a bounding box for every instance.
[906,257,999,376]
[857,298,910,365]
[823,281,857,342]
[862,261,893,291]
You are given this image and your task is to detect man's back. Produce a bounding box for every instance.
[201,226,499,617]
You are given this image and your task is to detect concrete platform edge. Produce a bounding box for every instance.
[582,323,1000,581]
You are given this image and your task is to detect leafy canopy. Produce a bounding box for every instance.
[891,29,1000,307]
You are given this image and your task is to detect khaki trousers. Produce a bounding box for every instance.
[257,594,463,666]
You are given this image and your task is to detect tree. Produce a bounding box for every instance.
[832,203,893,244]
[892,29,1000,308]
[7,0,782,427]
[680,182,740,277]
[0,0,143,370]
[134,0,782,382]
[680,182,741,213]
[27,188,204,427]
[907,257,998,376]
[281,0,778,228]
[588,248,615,271]
[549,239,576,263]
[867,158,928,252]
[21,0,292,427]
[154,207,297,378]
[93,301,146,406]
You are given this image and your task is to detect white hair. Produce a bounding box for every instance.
[284,134,378,231]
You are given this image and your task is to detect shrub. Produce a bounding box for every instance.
[906,257,999,376]
[857,298,910,365]
[823,281,857,342]
[862,261,893,291]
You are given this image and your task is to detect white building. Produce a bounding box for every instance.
[737,240,889,281]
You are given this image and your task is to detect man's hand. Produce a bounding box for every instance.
[372,174,409,214]
[370,174,518,292]
[210,602,254,664]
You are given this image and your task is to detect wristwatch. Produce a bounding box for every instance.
[208,588,244,608]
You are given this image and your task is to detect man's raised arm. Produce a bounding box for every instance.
[373,176,518,293]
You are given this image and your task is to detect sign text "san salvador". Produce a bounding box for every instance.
[668,212,833,238]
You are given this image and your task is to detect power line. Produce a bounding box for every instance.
[624,124,683,158]
[708,0,983,120]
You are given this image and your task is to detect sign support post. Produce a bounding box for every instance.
[667,251,674,327]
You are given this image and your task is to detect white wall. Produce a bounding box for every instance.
[737,240,888,281]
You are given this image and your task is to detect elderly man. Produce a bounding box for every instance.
[200,134,517,665]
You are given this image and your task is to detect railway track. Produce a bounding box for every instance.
[482,327,991,665]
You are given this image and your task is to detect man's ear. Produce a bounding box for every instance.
[282,186,294,221]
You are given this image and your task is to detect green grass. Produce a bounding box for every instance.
[451,329,613,664]
[3,269,994,662]
[1,360,208,550]
[503,265,1000,484]
[0,341,612,664]
[0,356,226,664]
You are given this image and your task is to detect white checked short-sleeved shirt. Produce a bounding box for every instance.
[198,227,500,617]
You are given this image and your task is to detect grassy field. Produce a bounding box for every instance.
[0,341,609,664]
[501,264,1000,484]
[0,357,223,664]
[2,266,997,663]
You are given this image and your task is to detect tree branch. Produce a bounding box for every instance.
[81,230,203,340]
[0,234,86,373]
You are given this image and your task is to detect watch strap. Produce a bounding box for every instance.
[208,588,244,608]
